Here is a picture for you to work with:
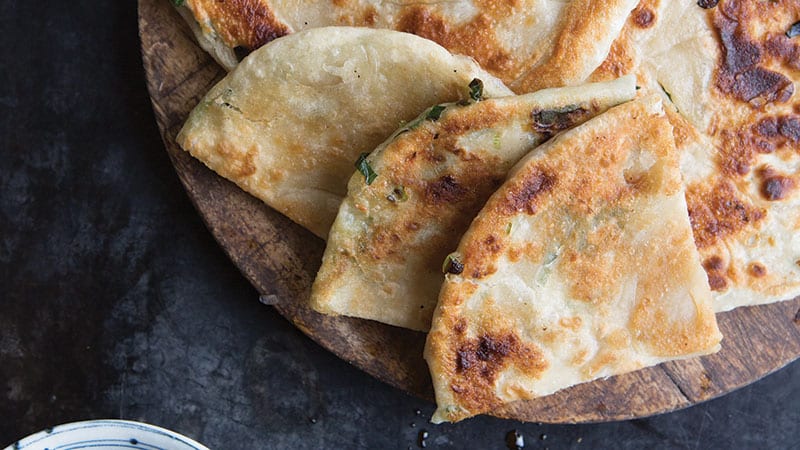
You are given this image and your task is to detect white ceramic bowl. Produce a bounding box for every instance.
[4,420,210,450]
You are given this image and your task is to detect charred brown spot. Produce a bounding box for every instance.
[450,332,547,413]
[761,175,795,201]
[686,180,765,249]
[756,117,779,138]
[779,116,800,143]
[757,166,796,201]
[748,262,767,278]
[713,8,794,106]
[707,272,729,291]
[729,68,794,106]
[455,334,526,375]
[425,175,468,205]
[721,115,800,177]
[703,256,725,271]
[765,33,800,71]
[252,22,285,48]
[483,235,502,254]
[454,318,467,334]
[503,169,556,215]
[632,6,655,28]
[531,106,590,138]
[697,0,719,8]
[456,349,475,371]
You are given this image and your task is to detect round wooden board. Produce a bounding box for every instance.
[138,0,800,423]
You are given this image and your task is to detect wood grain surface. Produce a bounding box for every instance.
[138,0,800,423]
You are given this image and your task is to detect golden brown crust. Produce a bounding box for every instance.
[499,169,557,216]
[358,103,514,266]
[396,2,516,79]
[693,0,800,303]
[511,0,640,92]
[356,123,508,266]
[186,0,289,50]
[450,332,548,414]
[426,96,721,422]
[686,179,765,251]
[183,0,636,89]
[591,0,800,310]
[311,78,638,330]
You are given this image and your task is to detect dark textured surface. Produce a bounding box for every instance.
[1,1,799,449]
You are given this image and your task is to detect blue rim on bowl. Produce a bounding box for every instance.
[4,419,210,450]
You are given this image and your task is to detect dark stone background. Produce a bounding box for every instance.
[1,2,798,449]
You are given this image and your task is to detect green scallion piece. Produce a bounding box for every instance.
[468,78,484,102]
[426,104,446,121]
[355,153,377,185]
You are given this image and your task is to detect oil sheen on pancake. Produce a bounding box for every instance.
[310,76,637,331]
[424,96,722,423]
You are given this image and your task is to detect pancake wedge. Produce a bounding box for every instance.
[176,27,512,238]
[176,0,639,91]
[424,96,722,423]
[310,76,637,331]
[591,0,800,311]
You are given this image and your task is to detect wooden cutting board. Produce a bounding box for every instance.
[137,0,800,423]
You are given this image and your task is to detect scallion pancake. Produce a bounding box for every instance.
[424,95,722,423]
[311,76,637,331]
[177,27,512,238]
[591,0,800,311]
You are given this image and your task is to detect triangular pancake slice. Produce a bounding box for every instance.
[424,95,722,423]
[310,76,637,331]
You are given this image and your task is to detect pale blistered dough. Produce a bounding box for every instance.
[591,1,800,312]
[424,96,721,423]
[177,27,512,238]
[311,77,637,331]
